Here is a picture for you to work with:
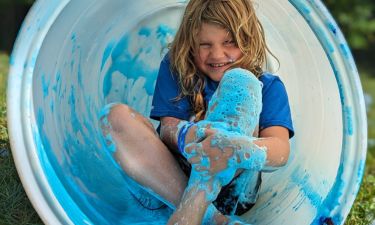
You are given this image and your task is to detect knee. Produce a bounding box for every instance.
[224,68,262,93]
[99,103,134,133]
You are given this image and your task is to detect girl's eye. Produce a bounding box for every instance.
[199,43,211,48]
[224,40,235,46]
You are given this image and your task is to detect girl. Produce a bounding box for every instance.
[100,0,294,224]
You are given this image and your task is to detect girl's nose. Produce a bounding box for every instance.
[210,45,226,59]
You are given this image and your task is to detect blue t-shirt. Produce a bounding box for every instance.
[150,55,294,138]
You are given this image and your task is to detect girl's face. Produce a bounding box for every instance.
[194,22,243,82]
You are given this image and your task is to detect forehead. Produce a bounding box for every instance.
[198,22,231,40]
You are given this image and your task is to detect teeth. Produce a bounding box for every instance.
[210,63,226,67]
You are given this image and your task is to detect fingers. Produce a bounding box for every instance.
[188,155,201,164]
[186,120,229,147]
[183,142,202,160]
[194,126,208,142]
[184,123,210,144]
[184,143,211,174]
[195,164,209,172]
[194,120,221,140]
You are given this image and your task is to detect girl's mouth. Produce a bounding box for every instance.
[208,62,231,68]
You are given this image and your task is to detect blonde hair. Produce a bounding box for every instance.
[169,0,271,121]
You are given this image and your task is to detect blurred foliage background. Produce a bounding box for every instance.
[1,0,374,70]
[325,0,374,50]
[324,0,375,75]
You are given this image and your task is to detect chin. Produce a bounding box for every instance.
[207,74,223,82]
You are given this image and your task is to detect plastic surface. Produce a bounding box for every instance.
[7,0,367,224]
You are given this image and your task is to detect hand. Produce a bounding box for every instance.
[184,130,267,186]
[186,131,234,173]
[178,120,228,154]
[183,120,228,144]
[179,122,231,202]
[183,129,236,186]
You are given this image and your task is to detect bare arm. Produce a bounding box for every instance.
[161,118,291,224]
[256,126,291,169]
[184,125,291,179]
[161,115,291,169]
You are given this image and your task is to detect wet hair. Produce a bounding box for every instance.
[169,0,272,121]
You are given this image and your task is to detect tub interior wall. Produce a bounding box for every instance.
[31,0,343,224]
[32,1,185,224]
[244,2,343,223]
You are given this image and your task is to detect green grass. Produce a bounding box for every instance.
[0,50,374,224]
[0,52,43,224]
[0,52,9,145]
[0,155,43,225]
[361,73,375,142]
[346,170,375,225]
[345,72,375,225]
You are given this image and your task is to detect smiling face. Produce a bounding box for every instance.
[194,22,243,82]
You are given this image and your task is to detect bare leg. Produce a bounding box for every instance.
[100,103,187,207]
[167,187,210,225]
[100,103,232,224]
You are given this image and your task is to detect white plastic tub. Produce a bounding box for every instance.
[7,0,367,224]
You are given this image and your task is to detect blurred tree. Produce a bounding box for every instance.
[323,0,374,75]
[323,0,375,50]
[0,0,34,5]
[0,0,373,61]
[0,0,34,52]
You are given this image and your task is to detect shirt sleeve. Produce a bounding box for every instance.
[259,75,294,138]
[150,55,191,121]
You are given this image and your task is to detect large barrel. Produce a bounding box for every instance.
[7,0,367,224]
